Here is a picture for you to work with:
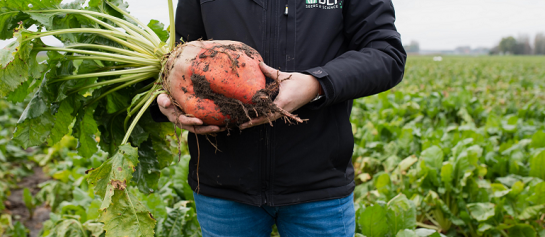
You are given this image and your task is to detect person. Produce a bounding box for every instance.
[151,0,406,236]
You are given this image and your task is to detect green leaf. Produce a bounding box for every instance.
[441,162,454,191]
[105,91,129,114]
[421,145,444,170]
[72,187,92,207]
[88,0,101,7]
[502,115,518,133]
[0,0,62,40]
[18,85,48,123]
[158,206,201,237]
[43,219,86,237]
[508,181,524,198]
[528,182,545,205]
[6,76,41,103]
[491,183,509,198]
[73,105,98,159]
[133,140,160,194]
[97,111,126,154]
[22,188,35,211]
[87,199,102,220]
[507,224,536,237]
[127,91,147,113]
[530,130,545,148]
[148,19,169,42]
[88,148,172,237]
[387,194,417,234]
[399,155,418,172]
[48,99,75,145]
[414,228,441,236]
[43,52,77,102]
[467,203,495,222]
[485,111,501,134]
[172,155,194,201]
[27,12,58,27]
[59,203,88,222]
[99,189,156,237]
[374,173,391,197]
[0,36,32,97]
[396,229,418,237]
[135,191,167,221]
[12,221,28,237]
[519,204,545,220]
[0,12,25,40]
[358,204,389,237]
[12,112,54,148]
[82,221,104,237]
[477,223,494,235]
[72,60,100,95]
[398,127,414,149]
[140,112,175,169]
[130,123,149,147]
[87,144,138,210]
[530,150,545,180]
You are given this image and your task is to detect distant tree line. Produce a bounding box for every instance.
[403,41,420,53]
[490,33,545,55]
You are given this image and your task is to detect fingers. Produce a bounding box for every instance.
[170,113,226,134]
[157,93,171,108]
[158,93,219,134]
[259,62,280,79]
[183,124,226,134]
[174,114,203,126]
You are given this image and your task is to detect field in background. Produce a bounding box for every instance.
[351,56,545,236]
[1,56,544,236]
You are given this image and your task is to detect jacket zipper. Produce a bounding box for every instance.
[263,0,280,206]
[261,0,271,206]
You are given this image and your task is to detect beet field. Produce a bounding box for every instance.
[1,56,544,236]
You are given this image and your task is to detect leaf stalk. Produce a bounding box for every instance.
[49,66,159,83]
[121,91,161,145]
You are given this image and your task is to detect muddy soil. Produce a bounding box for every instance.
[4,166,51,237]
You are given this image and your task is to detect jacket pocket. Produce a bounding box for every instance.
[251,0,264,8]
[200,0,214,4]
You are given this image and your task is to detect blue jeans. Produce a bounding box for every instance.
[193,193,355,237]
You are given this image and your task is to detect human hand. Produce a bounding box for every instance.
[239,63,322,129]
[157,93,226,134]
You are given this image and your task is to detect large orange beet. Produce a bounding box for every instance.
[164,40,265,126]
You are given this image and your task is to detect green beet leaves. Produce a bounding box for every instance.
[0,0,173,234]
[0,30,44,98]
[87,144,156,236]
[357,194,417,237]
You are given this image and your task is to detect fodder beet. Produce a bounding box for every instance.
[163,40,303,127]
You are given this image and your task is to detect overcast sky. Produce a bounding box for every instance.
[1,0,544,50]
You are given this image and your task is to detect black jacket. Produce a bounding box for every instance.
[154,0,406,207]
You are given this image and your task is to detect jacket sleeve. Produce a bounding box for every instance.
[150,0,207,122]
[305,0,406,109]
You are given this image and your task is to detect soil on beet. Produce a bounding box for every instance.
[194,44,261,78]
[4,166,51,237]
[190,73,281,127]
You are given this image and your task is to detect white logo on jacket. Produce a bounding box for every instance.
[305,0,342,9]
